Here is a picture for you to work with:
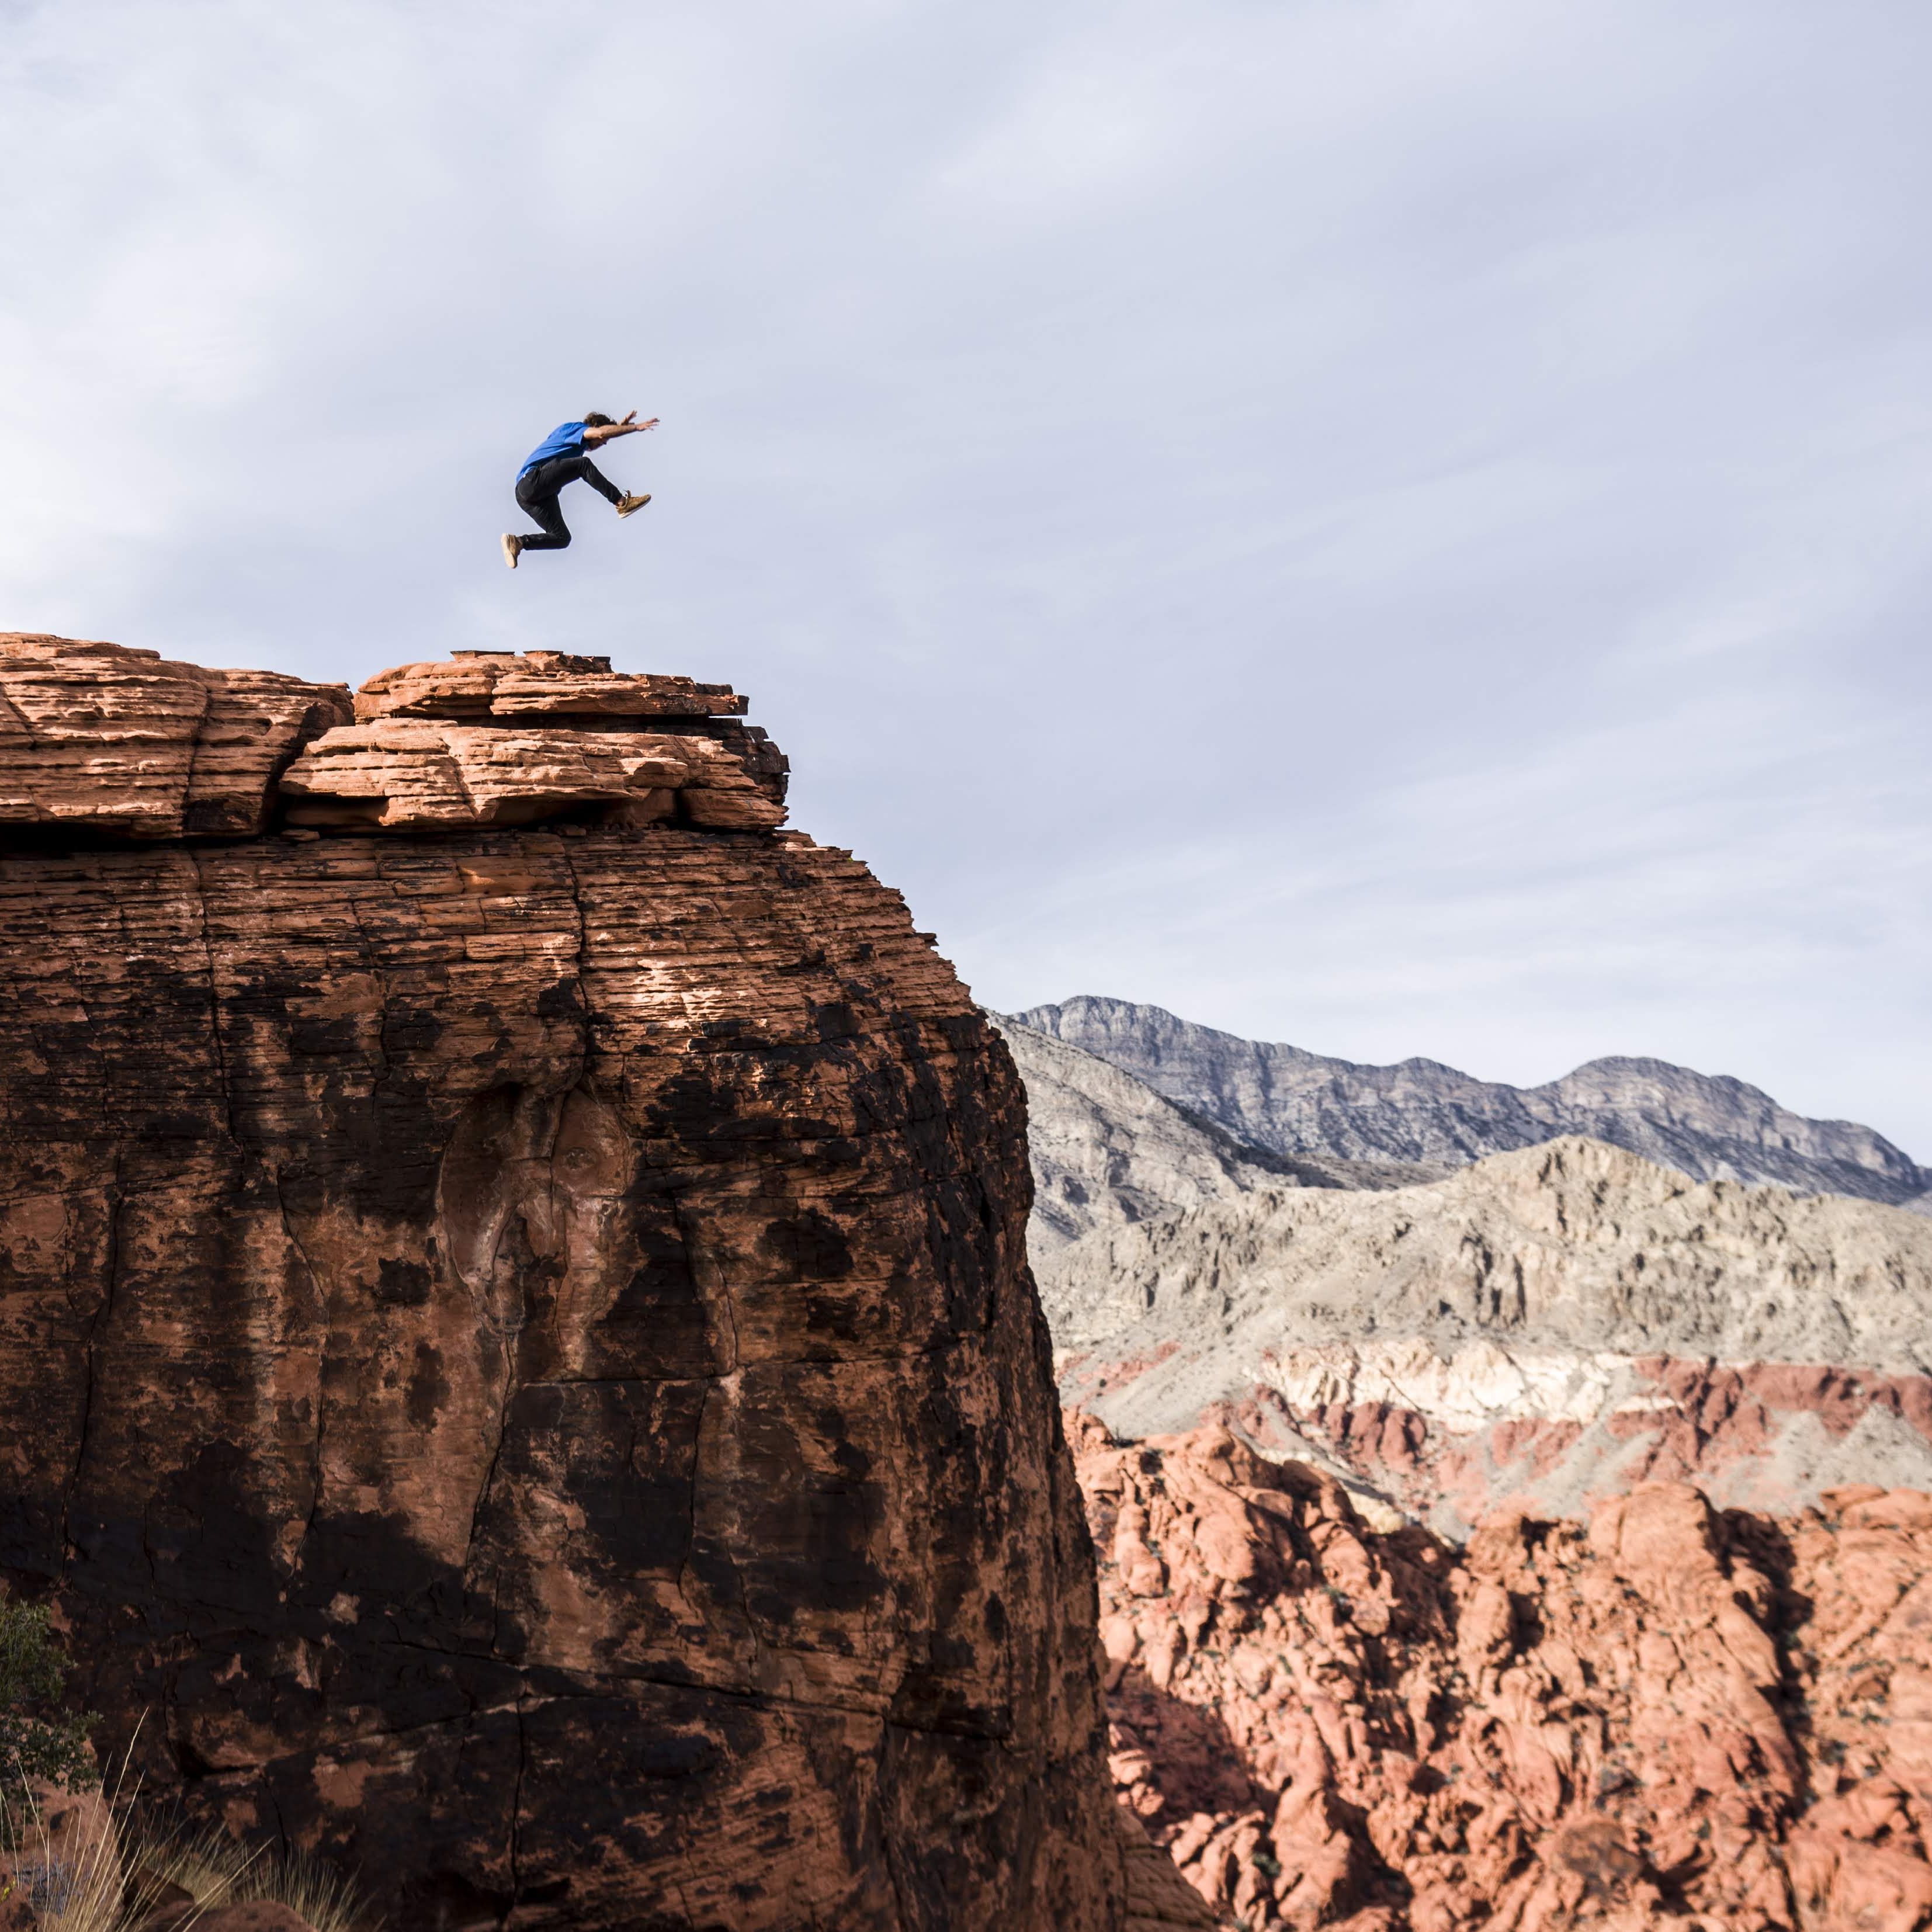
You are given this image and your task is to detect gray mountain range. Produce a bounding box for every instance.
[997,1005,1932,1525]
[1006,995,1929,1211]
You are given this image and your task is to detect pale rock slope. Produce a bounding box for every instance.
[1052,1136,1932,1534]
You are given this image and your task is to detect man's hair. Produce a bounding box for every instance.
[582,412,615,428]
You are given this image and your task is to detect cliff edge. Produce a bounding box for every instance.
[0,635,1130,1930]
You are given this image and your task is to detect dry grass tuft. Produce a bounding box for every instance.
[3,1758,138,1932]
[2,1772,380,1932]
[133,1815,376,1932]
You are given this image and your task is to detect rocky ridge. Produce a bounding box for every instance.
[1011,997,1929,1210]
[1080,1415,1932,1932]
[0,634,1143,1930]
[1052,1137,1932,1532]
[991,1018,1289,1251]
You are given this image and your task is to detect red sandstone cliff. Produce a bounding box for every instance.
[0,635,1139,1930]
[1076,1413,1932,1931]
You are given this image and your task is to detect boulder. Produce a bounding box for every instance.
[167,1906,317,1932]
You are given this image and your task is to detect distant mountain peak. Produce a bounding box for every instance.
[1008,995,1927,1208]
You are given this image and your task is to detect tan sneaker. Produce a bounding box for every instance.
[616,493,652,519]
[501,533,521,568]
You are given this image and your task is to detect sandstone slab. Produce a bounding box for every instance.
[0,634,351,840]
[281,651,788,835]
[353,649,746,722]
[278,717,785,831]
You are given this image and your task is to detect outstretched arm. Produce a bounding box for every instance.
[584,413,658,446]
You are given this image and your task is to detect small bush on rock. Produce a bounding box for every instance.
[0,1601,96,1797]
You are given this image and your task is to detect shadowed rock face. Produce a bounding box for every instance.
[0,638,1126,1931]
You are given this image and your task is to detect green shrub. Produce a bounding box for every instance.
[0,1600,96,1792]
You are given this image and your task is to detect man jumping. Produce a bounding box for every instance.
[502,411,657,568]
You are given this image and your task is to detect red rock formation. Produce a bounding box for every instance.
[1047,1137,1932,1529]
[1074,1413,1932,1931]
[352,650,745,722]
[0,635,1128,1930]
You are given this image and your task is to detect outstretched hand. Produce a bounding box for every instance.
[585,413,658,446]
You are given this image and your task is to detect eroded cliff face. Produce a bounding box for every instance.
[0,637,1128,1931]
[1078,1416,1932,1932]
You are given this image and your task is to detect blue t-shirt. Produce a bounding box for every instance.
[518,421,588,478]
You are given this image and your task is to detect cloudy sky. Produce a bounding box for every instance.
[4,0,1928,1151]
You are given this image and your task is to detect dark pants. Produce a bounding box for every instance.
[515,454,623,550]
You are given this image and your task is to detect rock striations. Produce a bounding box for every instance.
[281,648,789,833]
[0,636,1137,1930]
[0,633,353,839]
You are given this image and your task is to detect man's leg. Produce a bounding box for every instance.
[564,454,625,507]
[569,455,647,516]
[514,465,575,551]
[508,454,633,564]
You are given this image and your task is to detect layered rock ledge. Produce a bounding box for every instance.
[0,634,1129,1930]
[0,633,351,838]
[0,639,789,840]
[283,648,789,833]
